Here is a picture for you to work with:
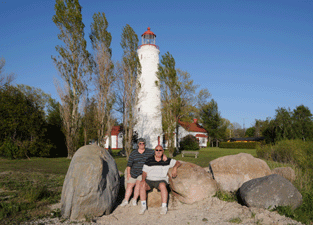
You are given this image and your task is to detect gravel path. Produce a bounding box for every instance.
[27,196,302,225]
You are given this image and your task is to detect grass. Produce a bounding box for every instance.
[0,158,70,224]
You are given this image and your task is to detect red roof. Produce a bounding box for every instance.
[195,134,208,138]
[110,126,122,136]
[142,27,156,37]
[178,119,207,133]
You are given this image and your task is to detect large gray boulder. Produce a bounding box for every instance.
[61,144,120,220]
[209,153,271,192]
[168,161,217,204]
[239,174,302,209]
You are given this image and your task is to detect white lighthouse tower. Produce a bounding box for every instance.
[134,27,162,149]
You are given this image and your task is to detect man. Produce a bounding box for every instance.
[139,145,181,215]
[120,138,167,206]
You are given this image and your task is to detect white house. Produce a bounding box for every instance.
[104,126,123,150]
[162,119,208,149]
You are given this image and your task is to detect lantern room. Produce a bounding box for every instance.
[140,27,158,48]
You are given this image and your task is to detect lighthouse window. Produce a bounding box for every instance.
[138,108,140,112]
[141,54,142,59]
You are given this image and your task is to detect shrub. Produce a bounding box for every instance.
[179,135,200,151]
[219,142,259,149]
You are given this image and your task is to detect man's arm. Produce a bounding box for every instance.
[171,160,181,178]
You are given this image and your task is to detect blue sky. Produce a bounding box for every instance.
[1,0,312,128]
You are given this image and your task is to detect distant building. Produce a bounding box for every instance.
[104,126,123,150]
[163,119,208,149]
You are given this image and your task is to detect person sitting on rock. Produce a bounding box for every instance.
[139,145,181,215]
[120,138,166,207]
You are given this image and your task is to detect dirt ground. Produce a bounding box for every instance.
[27,196,302,225]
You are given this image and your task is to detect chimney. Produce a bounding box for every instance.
[193,118,198,123]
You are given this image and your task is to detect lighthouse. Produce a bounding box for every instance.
[134,27,162,149]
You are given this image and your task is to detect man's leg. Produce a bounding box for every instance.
[139,181,151,214]
[158,182,168,215]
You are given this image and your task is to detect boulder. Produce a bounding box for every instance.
[209,153,271,192]
[168,161,217,204]
[239,174,302,209]
[61,144,120,220]
[271,167,296,182]
[147,188,162,208]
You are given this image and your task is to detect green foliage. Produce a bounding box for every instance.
[52,0,92,158]
[256,139,313,170]
[219,142,259,149]
[214,190,237,202]
[179,135,200,151]
[200,99,226,142]
[261,105,313,144]
[0,85,52,158]
[228,217,242,224]
[120,24,141,159]
[257,139,313,224]
[245,127,255,137]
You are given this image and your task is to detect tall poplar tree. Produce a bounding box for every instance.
[90,12,115,148]
[52,0,92,158]
[157,52,198,156]
[119,24,141,159]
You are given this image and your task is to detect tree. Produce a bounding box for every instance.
[0,85,51,158]
[118,24,141,159]
[245,127,255,137]
[52,0,92,158]
[200,99,223,147]
[17,84,50,112]
[0,57,15,88]
[156,52,199,156]
[274,107,293,141]
[292,105,313,141]
[156,52,177,156]
[46,98,67,157]
[232,122,245,138]
[90,12,116,148]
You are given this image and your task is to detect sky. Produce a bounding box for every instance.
[1,0,312,128]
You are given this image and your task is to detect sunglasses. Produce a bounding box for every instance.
[138,143,145,145]
[155,149,163,152]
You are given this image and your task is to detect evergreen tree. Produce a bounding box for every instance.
[200,99,223,147]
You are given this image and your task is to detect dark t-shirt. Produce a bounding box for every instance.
[127,148,154,178]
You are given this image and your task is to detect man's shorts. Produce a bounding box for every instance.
[127,175,142,184]
[145,179,168,190]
